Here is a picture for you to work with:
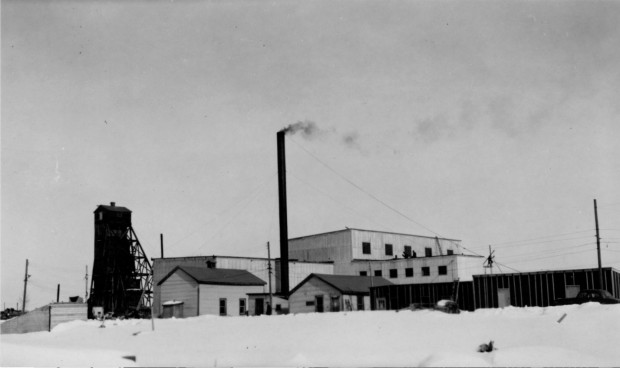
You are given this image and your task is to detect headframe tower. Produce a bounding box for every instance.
[88,202,152,317]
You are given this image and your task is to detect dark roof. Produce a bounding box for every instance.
[94,204,131,213]
[289,273,393,295]
[158,266,266,286]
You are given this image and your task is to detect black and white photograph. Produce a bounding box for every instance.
[2,0,620,366]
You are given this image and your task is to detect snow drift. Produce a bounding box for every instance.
[1,303,619,367]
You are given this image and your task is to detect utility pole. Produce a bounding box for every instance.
[85,266,89,301]
[22,259,30,313]
[267,242,273,313]
[594,199,603,289]
[160,233,164,259]
[484,246,495,275]
[57,284,60,303]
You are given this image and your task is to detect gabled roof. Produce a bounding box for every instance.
[289,273,393,295]
[94,204,131,213]
[157,266,266,286]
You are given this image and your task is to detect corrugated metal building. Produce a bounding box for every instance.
[370,267,620,311]
[289,273,392,313]
[157,266,266,317]
[472,267,620,308]
[370,281,475,311]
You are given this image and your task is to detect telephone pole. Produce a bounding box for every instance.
[22,259,30,312]
[267,242,273,312]
[594,199,603,289]
[85,265,89,301]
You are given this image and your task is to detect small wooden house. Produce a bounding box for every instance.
[288,273,392,313]
[157,266,266,317]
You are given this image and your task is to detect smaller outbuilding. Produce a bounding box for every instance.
[288,273,393,313]
[158,266,266,317]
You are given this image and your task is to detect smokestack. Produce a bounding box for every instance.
[277,130,290,294]
[110,202,116,207]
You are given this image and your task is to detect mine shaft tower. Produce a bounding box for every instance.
[88,202,152,317]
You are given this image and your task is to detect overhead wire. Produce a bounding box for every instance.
[172,171,278,250]
[193,173,277,255]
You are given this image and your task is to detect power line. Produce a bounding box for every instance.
[289,138,440,237]
[194,173,276,254]
[490,231,594,247]
[288,169,394,232]
[172,172,278,249]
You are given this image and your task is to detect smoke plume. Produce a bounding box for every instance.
[281,120,322,139]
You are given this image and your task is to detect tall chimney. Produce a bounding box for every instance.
[277,130,290,294]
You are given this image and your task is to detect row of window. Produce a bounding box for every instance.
[219,298,246,316]
[361,242,453,257]
[306,295,365,312]
[360,265,448,278]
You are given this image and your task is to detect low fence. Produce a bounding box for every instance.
[1,303,87,334]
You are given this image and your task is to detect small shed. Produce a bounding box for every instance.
[288,273,393,313]
[157,266,266,317]
[161,300,184,318]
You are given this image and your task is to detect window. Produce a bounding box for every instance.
[359,271,368,276]
[357,295,364,311]
[385,244,393,256]
[275,304,282,311]
[374,270,382,277]
[422,267,430,276]
[306,300,315,306]
[362,242,371,254]
[405,267,414,277]
[239,298,246,315]
[447,249,454,255]
[389,269,398,278]
[219,298,227,316]
[425,247,433,257]
[438,266,448,275]
[403,246,412,258]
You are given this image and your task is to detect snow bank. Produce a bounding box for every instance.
[1,303,618,367]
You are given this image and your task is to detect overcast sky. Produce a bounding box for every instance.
[3,0,620,310]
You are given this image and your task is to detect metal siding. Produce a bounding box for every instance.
[350,230,461,261]
[288,230,352,265]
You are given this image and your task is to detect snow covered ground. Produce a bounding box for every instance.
[1,303,619,367]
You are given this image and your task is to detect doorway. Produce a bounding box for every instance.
[315,295,324,313]
[497,288,511,307]
[255,298,264,315]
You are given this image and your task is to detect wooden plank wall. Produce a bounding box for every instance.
[49,303,87,330]
[289,277,341,313]
[159,271,199,317]
[199,284,264,316]
[0,306,50,334]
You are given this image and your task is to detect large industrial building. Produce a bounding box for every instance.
[150,228,483,316]
[288,228,484,285]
